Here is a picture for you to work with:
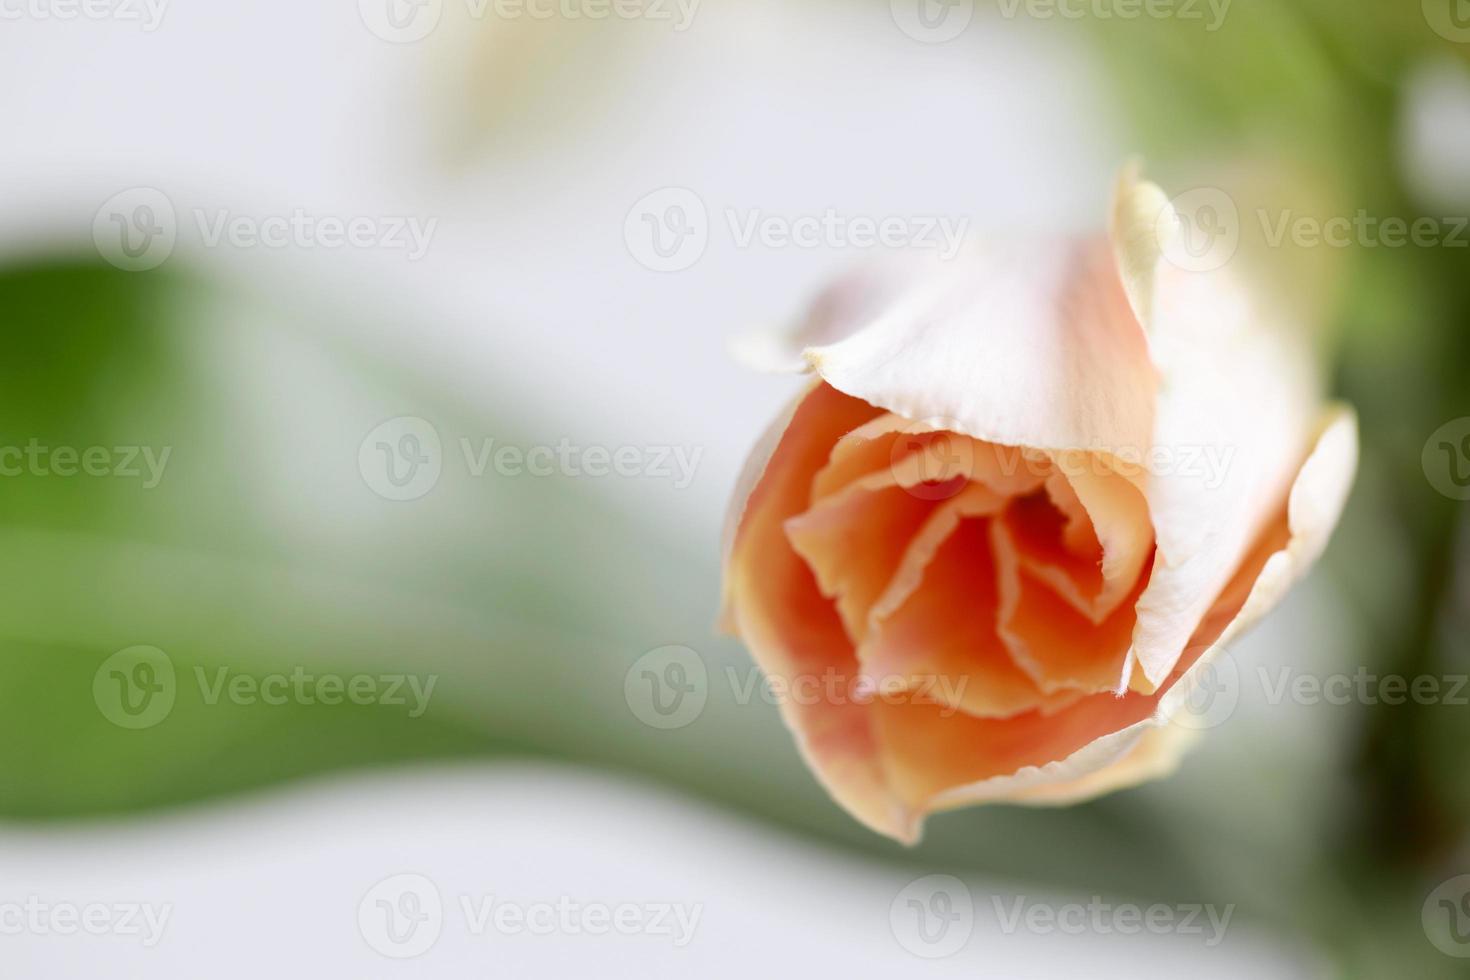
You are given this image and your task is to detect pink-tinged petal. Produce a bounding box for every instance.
[802,236,1157,461]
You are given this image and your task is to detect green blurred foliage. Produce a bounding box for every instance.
[1073,1,1470,974]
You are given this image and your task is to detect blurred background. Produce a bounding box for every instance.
[1,1,1468,976]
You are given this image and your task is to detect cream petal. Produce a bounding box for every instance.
[1126,255,1321,688]
[1154,405,1358,723]
[731,252,952,374]
[1051,454,1154,622]
[803,235,1157,462]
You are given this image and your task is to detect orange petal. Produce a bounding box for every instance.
[722,382,910,837]
[994,515,1154,695]
[859,517,1058,720]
